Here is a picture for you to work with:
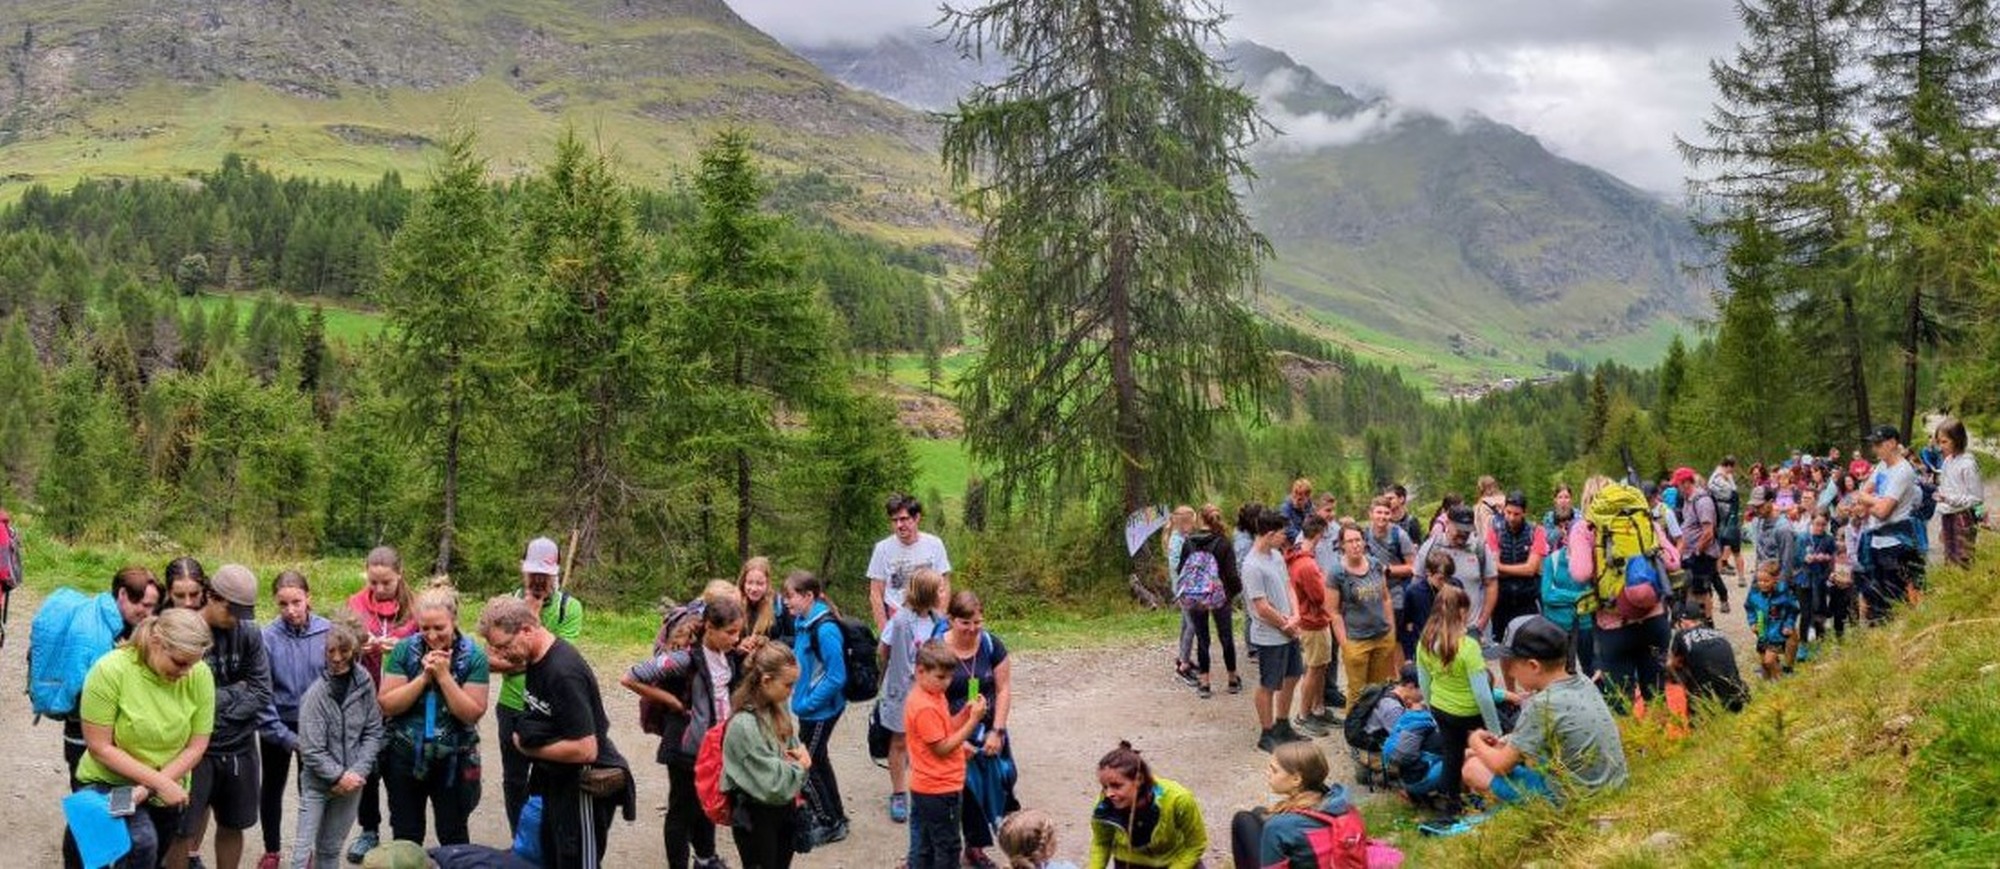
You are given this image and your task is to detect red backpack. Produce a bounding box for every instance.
[694,717,734,826]
[1267,808,1368,869]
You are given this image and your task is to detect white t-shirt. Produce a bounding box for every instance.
[1241,547,1294,647]
[866,532,952,612]
[1867,459,1918,548]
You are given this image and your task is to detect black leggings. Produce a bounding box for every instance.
[1432,708,1484,814]
[259,731,299,854]
[1229,809,1265,869]
[1186,607,1237,676]
[798,715,846,827]
[663,762,717,869]
[732,801,798,869]
[1596,615,1670,705]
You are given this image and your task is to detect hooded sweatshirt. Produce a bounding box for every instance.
[259,613,331,751]
[207,617,274,754]
[789,600,848,722]
[1258,786,1360,869]
[297,667,385,789]
[1284,546,1333,632]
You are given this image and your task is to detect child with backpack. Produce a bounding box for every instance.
[879,569,951,824]
[998,809,1079,869]
[1364,664,1445,804]
[722,643,812,869]
[906,639,990,869]
[621,599,747,869]
[1180,504,1242,697]
[1745,562,1799,680]
[782,570,852,846]
[1228,742,1368,869]
[291,620,385,869]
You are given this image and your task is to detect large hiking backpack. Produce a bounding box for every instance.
[695,717,735,826]
[1580,482,1668,620]
[1267,808,1368,869]
[28,588,123,720]
[640,601,712,735]
[1342,681,1398,754]
[1173,547,1229,611]
[0,512,19,649]
[807,611,881,703]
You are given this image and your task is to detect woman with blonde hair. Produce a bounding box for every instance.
[377,580,489,847]
[737,556,784,643]
[75,609,216,869]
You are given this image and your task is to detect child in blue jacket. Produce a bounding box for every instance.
[1744,562,1798,680]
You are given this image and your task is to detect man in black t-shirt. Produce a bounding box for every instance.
[479,597,633,869]
[1667,602,1748,715]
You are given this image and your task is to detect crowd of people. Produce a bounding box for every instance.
[32,416,1986,868]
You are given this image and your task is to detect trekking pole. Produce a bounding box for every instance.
[563,528,580,590]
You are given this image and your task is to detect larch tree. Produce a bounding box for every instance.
[377,133,508,576]
[941,0,1277,531]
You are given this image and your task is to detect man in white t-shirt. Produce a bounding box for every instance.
[866,493,952,632]
[1855,425,1920,624]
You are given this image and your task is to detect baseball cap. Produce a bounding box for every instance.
[1447,505,1475,534]
[360,841,428,869]
[1496,615,1569,661]
[1866,424,1902,445]
[1670,466,1698,487]
[1398,662,1420,686]
[210,563,258,620]
[1504,490,1527,510]
[1674,599,1707,623]
[1747,486,1769,508]
[521,537,560,577]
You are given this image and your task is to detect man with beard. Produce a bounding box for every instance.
[492,537,587,835]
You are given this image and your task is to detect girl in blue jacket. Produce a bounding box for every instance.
[783,570,850,847]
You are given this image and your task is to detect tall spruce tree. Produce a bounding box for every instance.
[1681,0,1875,442]
[941,0,1276,527]
[675,131,834,561]
[378,133,508,576]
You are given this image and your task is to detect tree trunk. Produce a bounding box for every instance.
[1107,231,1145,516]
[1901,281,1922,442]
[435,372,461,577]
[1838,280,1872,444]
[735,446,752,562]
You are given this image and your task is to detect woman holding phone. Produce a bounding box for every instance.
[76,609,217,869]
[943,590,1015,869]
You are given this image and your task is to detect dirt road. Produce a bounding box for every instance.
[5,582,1770,868]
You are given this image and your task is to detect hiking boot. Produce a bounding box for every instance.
[346,831,379,865]
[1275,720,1312,743]
[1257,728,1280,753]
[258,853,282,869]
[888,791,909,824]
[1227,675,1243,695]
[1291,715,1330,737]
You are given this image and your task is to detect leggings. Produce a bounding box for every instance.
[1229,810,1265,869]
[1595,615,1670,706]
[1178,609,1195,665]
[663,763,717,869]
[1432,708,1485,814]
[798,715,847,828]
[259,731,299,855]
[731,801,799,869]
[1186,607,1237,676]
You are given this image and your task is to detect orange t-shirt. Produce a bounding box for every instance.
[904,685,965,795]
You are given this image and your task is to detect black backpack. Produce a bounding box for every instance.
[1342,681,1398,753]
[808,611,882,703]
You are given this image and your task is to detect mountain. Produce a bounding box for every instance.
[791,32,1710,373]
[795,29,1009,113]
[0,0,961,244]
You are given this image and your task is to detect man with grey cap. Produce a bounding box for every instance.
[175,563,273,869]
[1416,504,1497,639]
[1463,615,1627,805]
[492,537,587,835]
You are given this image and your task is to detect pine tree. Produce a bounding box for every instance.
[941,0,1277,526]
[674,130,834,561]
[0,317,46,496]
[378,133,508,575]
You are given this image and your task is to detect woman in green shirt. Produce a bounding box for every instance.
[1416,584,1502,818]
[1087,741,1207,869]
[722,643,811,869]
[77,608,216,869]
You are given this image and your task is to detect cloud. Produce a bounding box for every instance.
[1248,68,1409,151]
[730,0,1744,193]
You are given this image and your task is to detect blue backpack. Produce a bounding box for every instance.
[1381,708,1445,797]
[28,589,124,720]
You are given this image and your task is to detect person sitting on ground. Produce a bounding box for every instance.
[1086,742,1206,869]
[1666,601,1747,715]
[1744,562,1798,680]
[1463,616,1629,806]
[1228,742,1360,869]
[1367,664,1445,803]
[998,808,1080,869]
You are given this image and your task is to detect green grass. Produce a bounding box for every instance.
[189,291,388,347]
[1381,549,2000,866]
[911,438,976,512]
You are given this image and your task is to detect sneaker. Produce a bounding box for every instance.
[888,792,910,824]
[693,857,731,869]
[965,848,1000,869]
[1227,675,1243,695]
[1291,716,1329,737]
[347,831,379,865]
[1256,728,1280,753]
[817,817,850,845]
[1328,690,1347,709]
[1175,662,1200,687]
[1418,813,1491,838]
[1196,683,1213,699]
[1275,720,1311,743]
[1311,709,1345,728]
[258,853,282,869]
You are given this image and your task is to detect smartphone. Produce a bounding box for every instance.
[966,676,981,700]
[107,786,135,817]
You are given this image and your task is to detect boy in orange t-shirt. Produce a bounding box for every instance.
[904,639,988,869]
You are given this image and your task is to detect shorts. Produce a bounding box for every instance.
[185,741,262,833]
[1491,766,1555,804]
[1755,640,1786,654]
[1254,641,1304,690]
[1297,628,1333,668]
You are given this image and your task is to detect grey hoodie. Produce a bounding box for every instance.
[297,667,386,789]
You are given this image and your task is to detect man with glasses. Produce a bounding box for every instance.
[867,494,952,633]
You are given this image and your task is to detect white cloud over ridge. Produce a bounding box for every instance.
[728,0,1743,193]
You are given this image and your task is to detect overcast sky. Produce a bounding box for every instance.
[730,0,1744,194]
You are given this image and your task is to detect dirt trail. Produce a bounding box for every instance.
[1,584,1766,868]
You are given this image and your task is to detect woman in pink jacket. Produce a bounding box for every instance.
[1569,476,1676,706]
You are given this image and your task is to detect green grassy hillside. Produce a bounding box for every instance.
[0,0,960,246]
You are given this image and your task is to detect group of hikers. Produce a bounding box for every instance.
[28,415,1985,869]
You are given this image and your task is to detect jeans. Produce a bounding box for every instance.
[382,744,479,846]
[908,791,962,869]
[260,730,300,855]
[1596,614,1670,706]
[798,716,847,828]
[663,762,717,869]
[291,783,361,869]
[731,800,798,869]
[498,705,530,834]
